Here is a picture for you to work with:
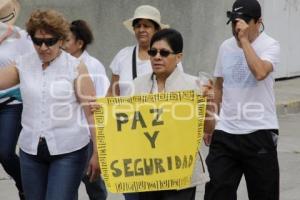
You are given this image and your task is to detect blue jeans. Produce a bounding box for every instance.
[75,141,107,200]
[124,193,140,200]
[0,104,23,194]
[20,138,89,200]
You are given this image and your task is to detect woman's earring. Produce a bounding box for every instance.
[260,22,265,33]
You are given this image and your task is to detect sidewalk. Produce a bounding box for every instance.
[275,77,300,115]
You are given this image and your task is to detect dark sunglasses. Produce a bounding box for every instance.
[148,48,176,57]
[31,37,60,47]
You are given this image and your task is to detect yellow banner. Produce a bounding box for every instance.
[94,90,206,193]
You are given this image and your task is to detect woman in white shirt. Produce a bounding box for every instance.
[107,6,183,200]
[107,6,172,200]
[107,5,174,97]
[0,9,99,200]
[64,19,109,200]
[132,28,214,200]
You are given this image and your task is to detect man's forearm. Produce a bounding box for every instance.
[240,38,273,80]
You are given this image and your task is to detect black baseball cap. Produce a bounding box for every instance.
[226,0,261,24]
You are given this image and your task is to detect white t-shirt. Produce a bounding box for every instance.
[16,51,90,155]
[79,50,110,97]
[109,45,184,96]
[214,32,280,134]
[0,27,34,103]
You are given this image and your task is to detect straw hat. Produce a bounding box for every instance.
[0,0,20,25]
[123,5,169,34]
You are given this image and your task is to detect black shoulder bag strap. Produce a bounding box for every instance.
[132,46,137,79]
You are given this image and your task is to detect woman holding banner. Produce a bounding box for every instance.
[131,28,215,200]
[107,5,180,200]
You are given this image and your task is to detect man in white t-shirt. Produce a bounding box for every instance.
[204,0,280,200]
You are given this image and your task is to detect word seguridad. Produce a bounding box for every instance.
[110,155,194,177]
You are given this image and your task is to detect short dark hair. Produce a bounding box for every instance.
[70,20,94,51]
[132,18,160,31]
[150,28,183,53]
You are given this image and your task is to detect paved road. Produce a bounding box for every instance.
[1,113,300,200]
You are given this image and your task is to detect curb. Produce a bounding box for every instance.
[276,100,300,116]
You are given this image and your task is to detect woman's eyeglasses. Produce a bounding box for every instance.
[31,37,60,47]
[148,48,177,57]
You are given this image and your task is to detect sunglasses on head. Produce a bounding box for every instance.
[31,37,60,47]
[148,48,177,57]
